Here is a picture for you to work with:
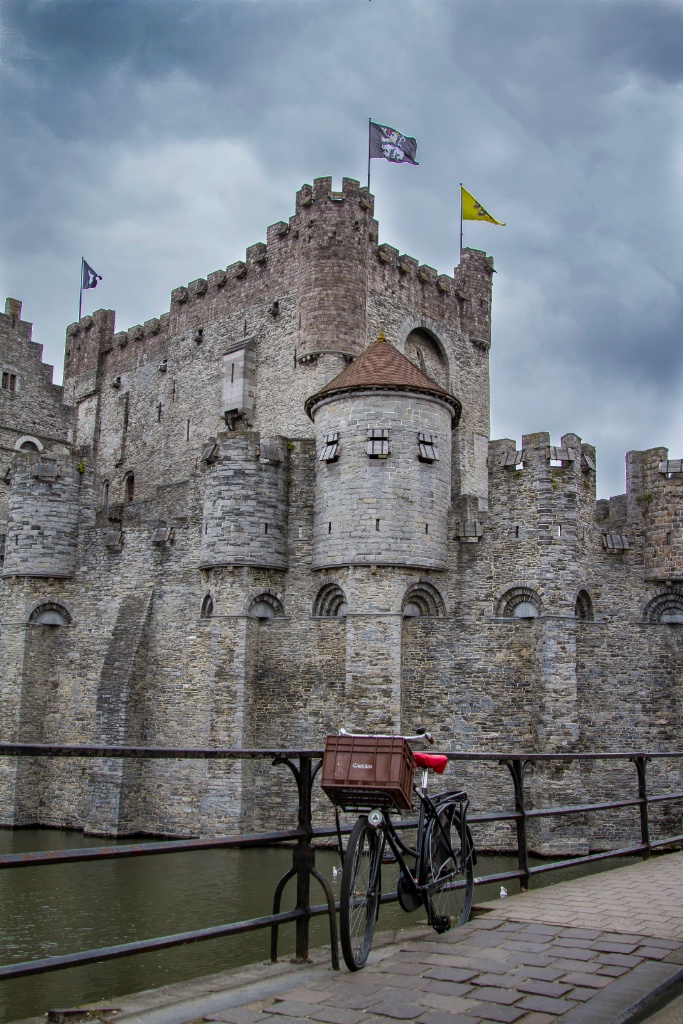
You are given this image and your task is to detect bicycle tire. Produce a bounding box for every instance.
[422,800,474,933]
[340,816,381,970]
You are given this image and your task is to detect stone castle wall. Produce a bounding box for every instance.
[0,178,681,849]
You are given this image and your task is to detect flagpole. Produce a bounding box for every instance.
[367,118,372,192]
[79,257,84,322]
[459,183,463,263]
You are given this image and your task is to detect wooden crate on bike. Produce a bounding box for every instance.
[321,735,414,811]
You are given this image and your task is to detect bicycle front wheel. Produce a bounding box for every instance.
[340,816,381,970]
[423,801,473,933]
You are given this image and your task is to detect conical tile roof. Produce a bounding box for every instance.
[305,337,461,423]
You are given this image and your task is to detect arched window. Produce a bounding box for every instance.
[403,329,448,388]
[575,590,594,621]
[498,587,541,619]
[643,590,683,624]
[248,592,285,619]
[28,601,72,626]
[402,582,446,617]
[313,583,348,617]
[200,594,214,619]
[101,479,110,507]
[124,472,135,503]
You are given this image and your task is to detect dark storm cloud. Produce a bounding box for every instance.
[1,0,681,499]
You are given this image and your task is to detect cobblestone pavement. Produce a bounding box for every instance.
[199,854,683,1024]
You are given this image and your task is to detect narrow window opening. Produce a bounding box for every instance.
[515,525,520,538]
[157,402,162,422]
[186,419,190,441]
[172,380,177,402]
[231,363,235,383]
[328,522,332,534]
[125,473,135,503]
[667,532,673,545]
[375,519,380,531]
[264,523,268,534]
[425,523,429,534]
[122,395,129,433]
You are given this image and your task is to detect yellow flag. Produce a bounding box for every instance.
[461,186,506,225]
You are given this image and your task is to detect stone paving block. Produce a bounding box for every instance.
[417,993,479,1014]
[551,958,600,973]
[277,989,331,1004]
[370,973,432,991]
[204,1011,272,1024]
[465,1000,526,1022]
[516,994,578,1015]
[515,925,561,937]
[514,1015,555,1024]
[424,967,479,984]
[370,1002,426,1020]
[328,991,385,1010]
[558,928,602,940]
[424,981,475,998]
[470,973,520,989]
[502,941,551,954]
[497,923,526,933]
[269,1001,323,1017]
[550,937,589,949]
[309,1007,367,1024]
[559,972,612,989]
[546,946,595,962]
[516,979,573,998]
[638,937,681,949]
[378,962,427,976]
[595,964,628,977]
[595,952,643,968]
[467,986,521,1005]
[512,966,565,983]
[637,945,675,960]
[455,957,516,974]
[565,988,594,1002]
[415,1012,480,1024]
[469,918,506,930]
[590,939,640,954]
[426,954,481,970]
[664,949,683,965]
[504,953,552,968]
[466,932,511,948]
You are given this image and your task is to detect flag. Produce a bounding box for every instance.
[461,186,505,225]
[369,122,419,165]
[82,260,102,289]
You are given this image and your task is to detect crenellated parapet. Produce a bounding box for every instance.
[3,450,92,579]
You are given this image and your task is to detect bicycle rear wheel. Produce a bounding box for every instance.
[423,801,473,933]
[340,816,381,970]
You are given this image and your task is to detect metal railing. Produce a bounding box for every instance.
[0,742,681,981]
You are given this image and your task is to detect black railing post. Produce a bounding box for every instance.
[501,758,531,891]
[632,755,652,860]
[271,754,339,970]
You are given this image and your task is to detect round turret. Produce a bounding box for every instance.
[200,433,289,570]
[3,452,82,578]
[295,178,375,361]
[306,337,460,570]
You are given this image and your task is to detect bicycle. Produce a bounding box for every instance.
[322,728,475,971]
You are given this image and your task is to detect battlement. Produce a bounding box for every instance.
[1,297,33,344]
[625,447,683,581]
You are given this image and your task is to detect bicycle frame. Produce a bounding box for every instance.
[337,769,471,924]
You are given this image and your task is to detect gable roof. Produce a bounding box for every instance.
[304,337,461,424]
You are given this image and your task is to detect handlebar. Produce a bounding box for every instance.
[338,727,435,745]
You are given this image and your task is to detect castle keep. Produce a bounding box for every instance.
[1,176,682,846]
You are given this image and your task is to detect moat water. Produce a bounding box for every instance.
[0,829,638,1024]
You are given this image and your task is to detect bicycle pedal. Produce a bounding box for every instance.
[432,915,451,934]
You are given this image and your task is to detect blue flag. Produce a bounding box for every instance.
[82,260,102,289]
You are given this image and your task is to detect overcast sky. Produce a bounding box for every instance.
[1,0,682,498]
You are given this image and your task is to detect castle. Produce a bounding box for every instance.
[1,176,682,843]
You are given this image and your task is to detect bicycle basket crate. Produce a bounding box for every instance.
[321,735,414,812]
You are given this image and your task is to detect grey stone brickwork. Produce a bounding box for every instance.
[0,178,681,851]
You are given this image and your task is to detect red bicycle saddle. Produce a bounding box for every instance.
[414,752,449,774]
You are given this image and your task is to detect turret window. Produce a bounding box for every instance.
[367,428,390,458]
[1,371,17,392]
[319,433,339,462]
[418,433,439,463]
